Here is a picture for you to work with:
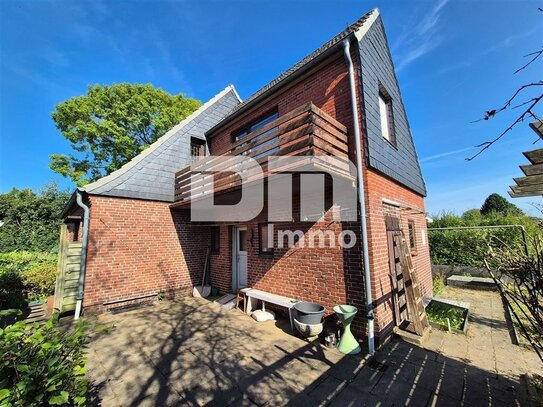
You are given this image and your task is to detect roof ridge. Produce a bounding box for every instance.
[207,8,378,134]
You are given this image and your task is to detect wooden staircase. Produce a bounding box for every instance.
[24,302,48,324]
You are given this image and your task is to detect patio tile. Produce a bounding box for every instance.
[169,366,242,407]
[328,385,381,407]
[241,372,302,407]
[85,292,541,407]
[306,374,347,406]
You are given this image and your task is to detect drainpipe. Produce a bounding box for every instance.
[342,38,375,355]
[74,189,90,320]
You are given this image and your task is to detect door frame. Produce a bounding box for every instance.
[231,225,247,292]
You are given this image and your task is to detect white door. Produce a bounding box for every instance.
[233,226,248,291]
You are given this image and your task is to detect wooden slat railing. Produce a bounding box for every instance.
[173,102,350,205]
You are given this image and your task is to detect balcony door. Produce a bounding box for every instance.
[232,226,248,291]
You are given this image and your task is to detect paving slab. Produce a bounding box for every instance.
[84,289,541,406]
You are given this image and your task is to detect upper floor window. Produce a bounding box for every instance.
[232,109,279,158]
[190,137,206,162]
[378,87,396,146]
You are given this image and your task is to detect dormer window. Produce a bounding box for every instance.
[378,86,396,146]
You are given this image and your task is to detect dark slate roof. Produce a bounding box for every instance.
[81,86,241,202]
[206,8,377,136]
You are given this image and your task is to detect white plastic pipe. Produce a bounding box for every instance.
[342,38,375,355]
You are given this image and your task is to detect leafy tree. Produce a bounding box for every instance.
[50,83,201,185]
[0,183,70,253]
[480,193,523,216]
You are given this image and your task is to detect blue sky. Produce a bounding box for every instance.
[0,0,541,215]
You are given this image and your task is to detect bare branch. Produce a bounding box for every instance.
[514,48,543,74]
[466,94,543,160]
[470,82,543,123]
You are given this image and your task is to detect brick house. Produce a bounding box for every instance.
[56,9,431,348]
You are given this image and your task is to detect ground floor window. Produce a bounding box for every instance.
[259,223,274,254]
[211,226,220,252]
[408,220,417,250]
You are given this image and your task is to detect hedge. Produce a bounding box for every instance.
[0,252,58,309]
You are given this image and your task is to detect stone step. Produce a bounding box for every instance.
[446,275,497,290]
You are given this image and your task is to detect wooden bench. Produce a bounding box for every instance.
[243,288,298,330]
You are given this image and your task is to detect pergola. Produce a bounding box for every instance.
[509,120,543,198]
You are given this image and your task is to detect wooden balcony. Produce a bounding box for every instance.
[172,102,351,207]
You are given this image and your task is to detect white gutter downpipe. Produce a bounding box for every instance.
[74,189,90,320]
[342,38,375,355]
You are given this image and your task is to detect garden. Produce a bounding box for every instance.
[0,184,90,406]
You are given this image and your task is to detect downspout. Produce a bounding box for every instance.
[74,189,89,320]
[342,38,375,354]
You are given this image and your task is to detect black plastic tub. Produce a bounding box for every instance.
[293,302,325,325]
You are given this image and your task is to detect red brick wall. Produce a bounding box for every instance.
[363,170,432,340]
[206,46,432,344]
[83,196,208,312]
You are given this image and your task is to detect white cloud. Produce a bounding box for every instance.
[420,147,475,163]
[394,0,450,72]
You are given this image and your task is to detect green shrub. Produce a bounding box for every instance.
[0,252,57,309]
[0,272,26,310]
[0,252,57,275]
[433,274,446,296]
[429,209,540,267]
[21,264,57,302]
[0,319,87,406]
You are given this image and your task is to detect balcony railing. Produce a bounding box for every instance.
[173,102,350,206]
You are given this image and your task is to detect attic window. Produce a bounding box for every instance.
[378,87,396,146]
[190,137,206,162]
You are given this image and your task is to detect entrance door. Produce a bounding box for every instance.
[232,226,248,291]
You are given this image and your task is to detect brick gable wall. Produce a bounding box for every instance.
[83,195,208,312]
[206,47,432,345]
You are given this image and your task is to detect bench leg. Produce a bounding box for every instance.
[247,297,257,314]
[289,308,294,331]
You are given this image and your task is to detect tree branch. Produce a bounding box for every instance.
[514,48,543,74]
[466,93,543,161]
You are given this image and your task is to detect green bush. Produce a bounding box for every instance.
[21,264,58,302]
[0,272,26,310]
[429,209,540,267]
[0,183,70,253]
[0,252,57,275]
[433,274,446,296]
[0,318,87,406]
[0,252,57,309]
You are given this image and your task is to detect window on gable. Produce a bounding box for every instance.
[232,109,279,159]
[259,223,274,254]
[378,87,396,146]
[408,220,417,250]
[190,137,206,162]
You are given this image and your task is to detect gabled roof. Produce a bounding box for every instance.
[206,9,378,136]
[80,85,241,202]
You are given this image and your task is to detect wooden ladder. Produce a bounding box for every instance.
[393,233,429,336]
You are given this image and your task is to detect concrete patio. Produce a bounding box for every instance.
[85,287,542,406]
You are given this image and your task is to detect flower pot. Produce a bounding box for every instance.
[293,302,325,325]
[294,318,323,338]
